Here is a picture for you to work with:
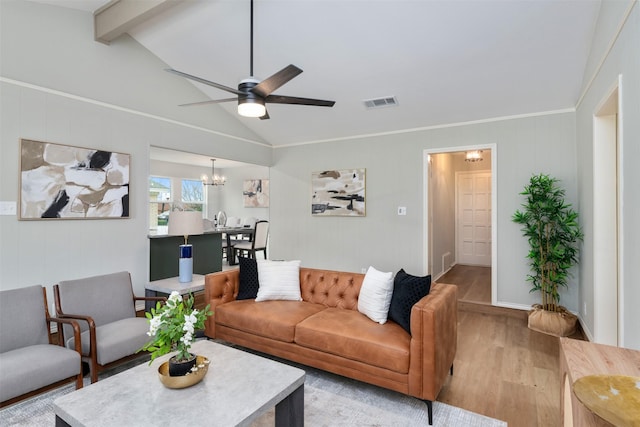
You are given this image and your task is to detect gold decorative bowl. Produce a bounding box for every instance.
[158,355,210,389]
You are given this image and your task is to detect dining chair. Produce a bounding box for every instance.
[233,220,269,263]
[239,217,257,240]
[225,216,241,227]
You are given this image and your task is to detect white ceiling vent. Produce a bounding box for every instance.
[364,96,398,109]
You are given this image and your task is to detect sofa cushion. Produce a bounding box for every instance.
[56,271,137,343]
[295,308,410,374]
[67,317,150,365]
[237,257,260,300]
[389,269,432,334]
[256,260,302,301]
[0,285,49,353]
[216,300,326,343]
[0,344,80,402]
[357,266,394,324]
[299,268,362,310]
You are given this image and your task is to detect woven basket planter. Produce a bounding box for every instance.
[527,304,577,337]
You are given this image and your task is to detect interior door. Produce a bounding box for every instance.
[457,171,492,266]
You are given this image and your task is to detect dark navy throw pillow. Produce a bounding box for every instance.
[237,257,260,300]
[388,269,431,334]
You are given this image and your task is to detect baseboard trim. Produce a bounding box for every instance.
[459,300,588,340]
[458,300,527,319]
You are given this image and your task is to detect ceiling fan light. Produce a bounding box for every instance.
[238,100,266,118]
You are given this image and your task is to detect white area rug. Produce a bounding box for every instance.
[251,364,506,427]
[1,348,506,427]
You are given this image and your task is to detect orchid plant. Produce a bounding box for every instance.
[140,291,212,363]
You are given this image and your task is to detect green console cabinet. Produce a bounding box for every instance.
[149,232,223,281]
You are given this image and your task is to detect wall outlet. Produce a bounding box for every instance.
[583,302,587,315]
[397,206,407,215]
[361,267,367,274]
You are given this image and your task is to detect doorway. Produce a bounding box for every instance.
[424,145,497,305]
[592,77,622,346]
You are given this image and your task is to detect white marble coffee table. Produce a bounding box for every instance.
[53,340,305,427]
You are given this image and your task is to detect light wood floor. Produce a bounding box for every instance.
[435,264,583,427]
[439,264,492,304]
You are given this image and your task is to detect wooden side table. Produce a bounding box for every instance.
[560,337,640,426]
[145,274,206,312]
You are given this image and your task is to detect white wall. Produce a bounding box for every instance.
[270,112,578,311]
[0,2,270,300]
[215,165,270,224]
[430,153,456,279]
[576,0,640,348]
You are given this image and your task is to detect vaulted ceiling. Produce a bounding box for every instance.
[31,0,601,146]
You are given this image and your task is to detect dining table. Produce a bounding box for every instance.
[218,226,254,265]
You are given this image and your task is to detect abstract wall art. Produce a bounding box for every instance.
[243,179,269,208]
[19,139,130,220]
[311,169,365,216]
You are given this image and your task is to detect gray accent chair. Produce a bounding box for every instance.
[0,285,83,407]
[54,271,164,383]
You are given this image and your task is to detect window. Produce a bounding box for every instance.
[149,177,206,232]
[149,176,171,230]
[181,179,204,212]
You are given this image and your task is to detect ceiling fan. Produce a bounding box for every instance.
[165,0,335,120]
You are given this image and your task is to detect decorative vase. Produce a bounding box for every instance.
[168,353,197,377]
[527,304,577,337]
[158,355,210,389]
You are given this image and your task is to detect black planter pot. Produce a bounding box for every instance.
[168,353,197,377]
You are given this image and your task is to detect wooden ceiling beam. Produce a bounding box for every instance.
[94,0,184,45]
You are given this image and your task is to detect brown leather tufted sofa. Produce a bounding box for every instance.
[204,267,457,425]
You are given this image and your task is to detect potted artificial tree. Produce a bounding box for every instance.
[512,173,583,337]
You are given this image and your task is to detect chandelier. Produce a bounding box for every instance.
[465,150,483,162]
[202,159,226,186]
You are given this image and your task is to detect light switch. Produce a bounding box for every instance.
[0,201,17,216]
[397,206,407,216]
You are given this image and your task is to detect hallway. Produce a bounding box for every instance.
[437,264,491,305]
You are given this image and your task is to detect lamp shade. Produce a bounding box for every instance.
[168,211,204,237]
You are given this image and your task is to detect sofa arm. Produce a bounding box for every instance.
[407,282,458,402]
[204,270,240,338]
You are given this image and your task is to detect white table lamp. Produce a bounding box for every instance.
[168,211,204,283]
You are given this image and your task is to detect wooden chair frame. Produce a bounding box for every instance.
[54,285,164,383]
[0,288,84,408]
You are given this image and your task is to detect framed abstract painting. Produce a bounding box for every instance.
[243,179,269,208]
[311,168,365,216]
[19,139,130,220]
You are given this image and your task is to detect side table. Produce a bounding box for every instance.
[145,274,206,312]
[560,337,640,426]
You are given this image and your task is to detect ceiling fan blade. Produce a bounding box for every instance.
[265,95,335,107]
[165,68,244,96]
[251,65,303,98]
[259,110,270,120]
[178,98,237,107]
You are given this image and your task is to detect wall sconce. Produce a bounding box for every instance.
[465,150,483,162]
[202,159,226,186]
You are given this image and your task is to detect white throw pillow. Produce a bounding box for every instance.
[255,260,303,301]
[358,266,394,324]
